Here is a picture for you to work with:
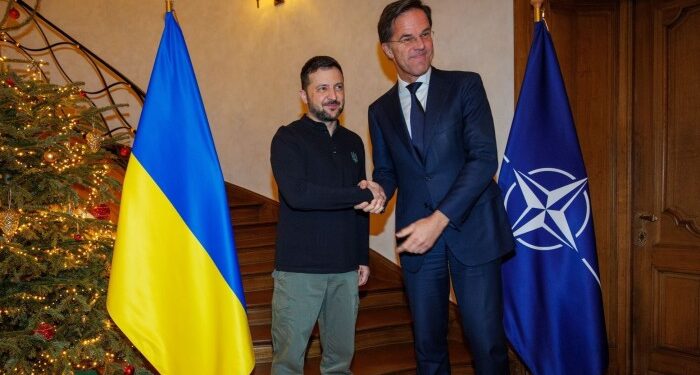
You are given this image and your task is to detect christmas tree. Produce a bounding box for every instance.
[0,5,150,374]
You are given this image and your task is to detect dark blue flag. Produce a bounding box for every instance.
[498,21,608,375]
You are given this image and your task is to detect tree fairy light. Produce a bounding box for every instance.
[0,44,142,374]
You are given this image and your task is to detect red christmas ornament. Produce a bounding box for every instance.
[33,322,56,341]
[89,204,110,220]
[118,145,131,158]
[73,233,83,241]
[8,7,20,20]
[5,78,15,87]
[123,365,135,375]
[79,90,87,98]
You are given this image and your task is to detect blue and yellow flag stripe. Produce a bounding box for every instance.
[107,12,254,374]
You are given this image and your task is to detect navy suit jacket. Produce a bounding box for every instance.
[369,68,514,272]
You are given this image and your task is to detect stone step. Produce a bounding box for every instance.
[251,305,414,364]
[251,340,474,374]
[234,220,277,249]
[238,245,275,266]
[229,200,265,224]
[244,276,405,326]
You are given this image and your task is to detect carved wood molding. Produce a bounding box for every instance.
[665,207,700,236]
[658,2,700,239]
[662,3,700,27]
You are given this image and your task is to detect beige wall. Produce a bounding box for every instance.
[37,0,514,262]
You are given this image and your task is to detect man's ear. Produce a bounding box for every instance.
[299,89,308,104]
[381,43,395,59]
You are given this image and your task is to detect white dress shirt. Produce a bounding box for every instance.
[398,68,432,138]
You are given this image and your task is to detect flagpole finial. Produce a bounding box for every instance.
[165,0,174,13]
[530,0,544,22]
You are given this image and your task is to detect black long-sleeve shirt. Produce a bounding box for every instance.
[270,115,373,273]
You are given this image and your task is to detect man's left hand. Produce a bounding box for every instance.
[358,265,370,286]
[355,180,386,214]
[396,210,450,254]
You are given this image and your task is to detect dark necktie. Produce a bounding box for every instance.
[406,82,425,157]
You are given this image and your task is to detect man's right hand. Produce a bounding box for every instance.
[355,180,386,214]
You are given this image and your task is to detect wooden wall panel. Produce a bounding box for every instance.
[663,5,700,243]
[656,272,700,354]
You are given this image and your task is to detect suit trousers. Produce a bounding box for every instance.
[271,270,359,375]
[402,239,509,375]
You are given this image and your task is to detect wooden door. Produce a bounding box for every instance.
[632,0,700,373]
[515,0,700,373]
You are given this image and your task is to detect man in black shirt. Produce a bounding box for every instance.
[269,56,385,374]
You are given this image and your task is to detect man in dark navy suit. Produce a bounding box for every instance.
[368,1,515,374]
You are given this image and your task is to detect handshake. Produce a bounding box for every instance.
[354,180,386,214]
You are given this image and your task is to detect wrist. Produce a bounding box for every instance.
[431,210,450,229]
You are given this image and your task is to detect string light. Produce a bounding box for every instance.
[1,13,139,373]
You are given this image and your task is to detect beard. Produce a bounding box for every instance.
[309,100,344,122]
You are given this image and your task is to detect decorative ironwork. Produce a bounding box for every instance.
[2,0,145,141]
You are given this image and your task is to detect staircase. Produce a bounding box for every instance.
[2,4,525,372]
[226,183,485,374]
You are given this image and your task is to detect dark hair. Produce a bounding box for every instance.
[378,0,432,43]
[300,56,343,90]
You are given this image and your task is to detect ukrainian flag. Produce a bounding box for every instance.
[107,11,254,374]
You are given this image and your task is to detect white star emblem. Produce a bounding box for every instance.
[510,170,588,252]
[502,165,601,285]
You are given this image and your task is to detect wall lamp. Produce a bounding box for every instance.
[257,0,284,7]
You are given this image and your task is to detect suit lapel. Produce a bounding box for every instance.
[423,68,449,156]
[384,84,423,165]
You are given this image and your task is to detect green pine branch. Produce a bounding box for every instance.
[0,60,149,373]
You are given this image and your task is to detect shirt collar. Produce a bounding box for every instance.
[398,67,432,91]
[301,114,339,134]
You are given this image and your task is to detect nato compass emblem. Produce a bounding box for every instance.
[502,157,601,284]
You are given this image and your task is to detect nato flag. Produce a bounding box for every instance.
[498,21,608,375]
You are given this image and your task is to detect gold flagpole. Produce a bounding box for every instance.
[530,0,544,22]
[165,0,178,22]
